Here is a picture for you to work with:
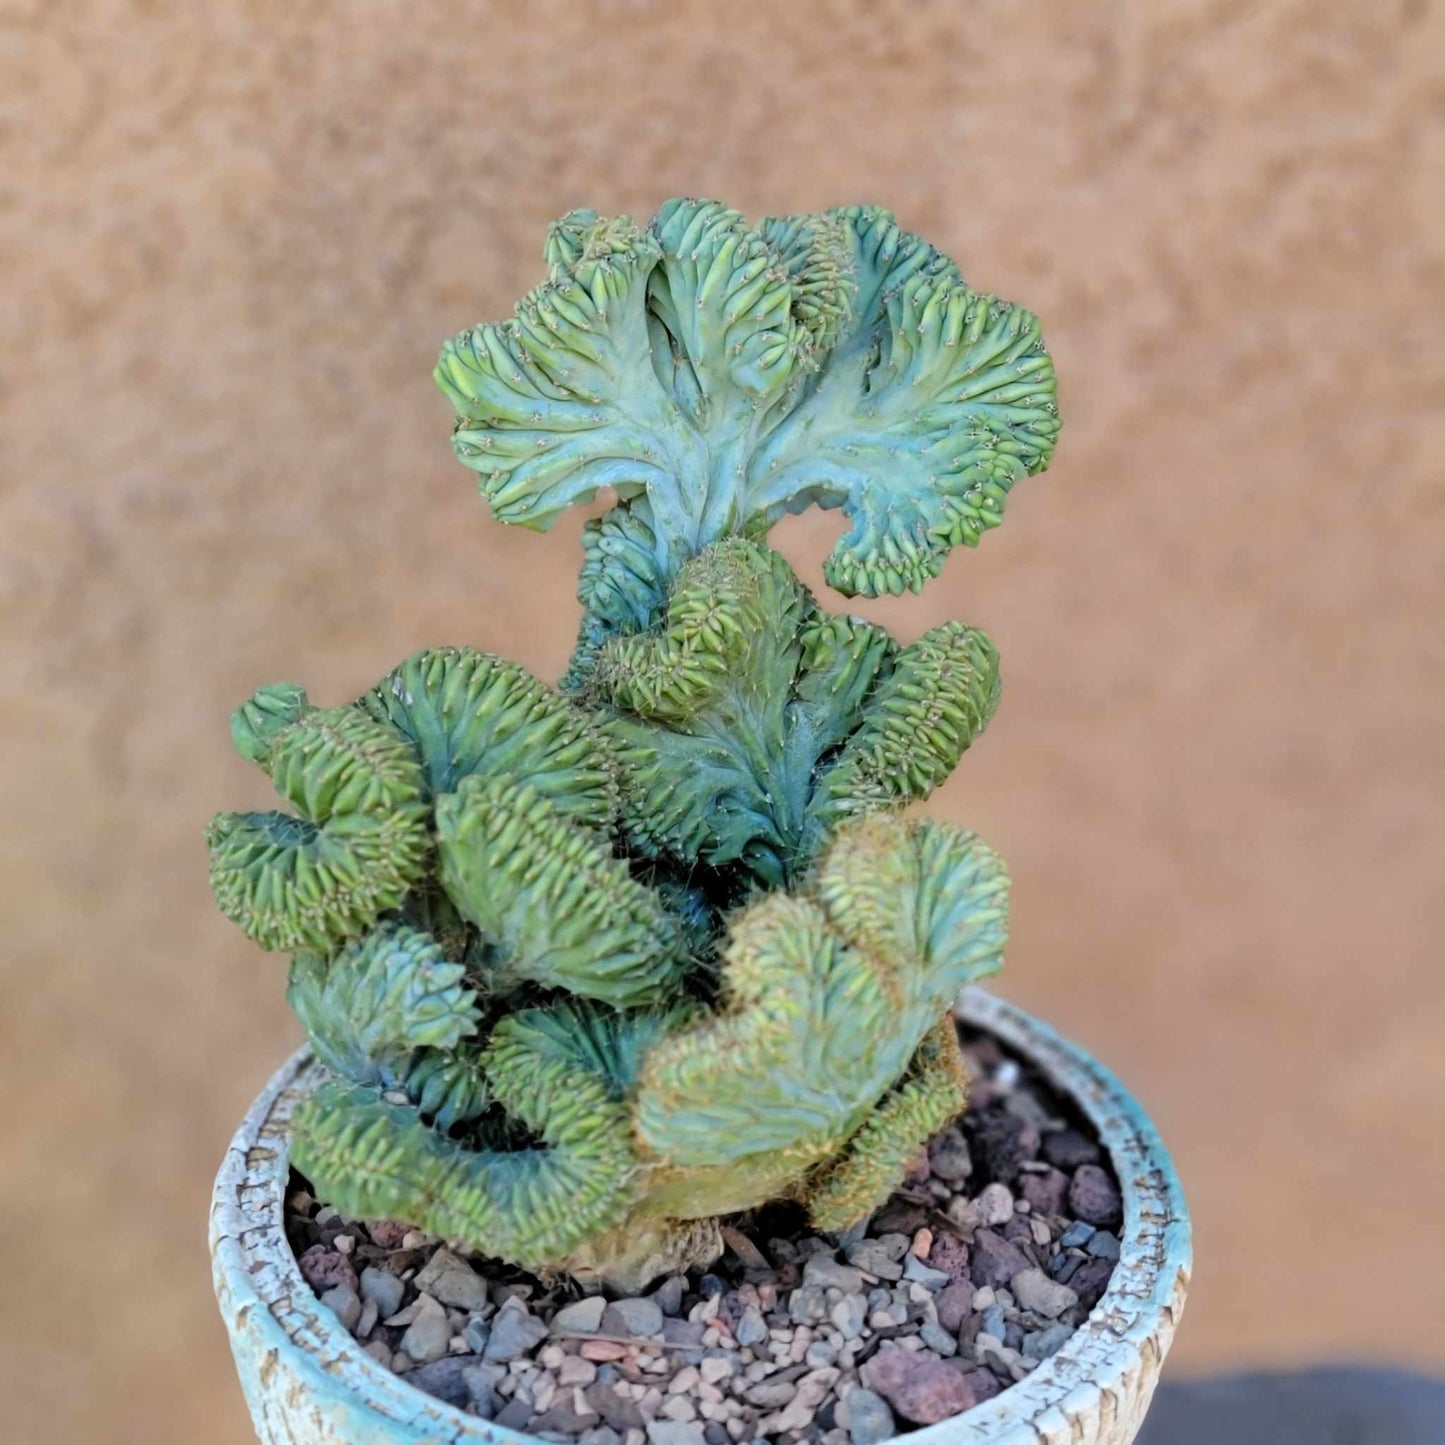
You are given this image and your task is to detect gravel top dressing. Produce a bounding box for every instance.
[286,1021,1122,1445]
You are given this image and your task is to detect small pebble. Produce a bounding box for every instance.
[581,1339,632,1362]
[1087,1230,1122,1261]
[830,1294,867,1340]
[1021,1167,1070,1216]
[901,1255,950,1290]
[1043,1128,1101,1170]
[863,1346,975,1425]
[484,1303,548,1361]
[651,1276,687,1317]
[359,1266,405,1320]
[733,1305,768,1347]
[976,1182,1014,1226]
[970,1229,1031,1288]
[320,1282,361,1333]
[1010,1267,1079,1320]
[1023,1322,1073,1360]
[803,1255,865,1292]
[297,1245,357,1295]
[413,1247,488,1312]
[918,1321,957,1356]
[604,1298,665,1339]
[1068,1164,1122,1227]
[554,1296,609,1334]
[934,1280,974,1333]
[399,1298,452,1365]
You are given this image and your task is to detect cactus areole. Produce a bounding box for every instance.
[208,199,1061,1291]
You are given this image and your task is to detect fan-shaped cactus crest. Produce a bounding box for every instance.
[209,198,1059,1289]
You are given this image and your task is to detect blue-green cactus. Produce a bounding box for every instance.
[209,199,1059,1289]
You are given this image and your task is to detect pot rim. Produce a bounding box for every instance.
[210,987,1190,1444]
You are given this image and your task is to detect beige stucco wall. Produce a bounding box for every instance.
[2,3,1441,1440]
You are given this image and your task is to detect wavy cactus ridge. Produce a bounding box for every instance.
[285,923,489,1131]
[592,536,1001,890]
[803,1017,969,1231]
[207,700,430,954]
[210,196,1060,1290]
[436,771,689,1009]
[437,196,1058,673]
[359,646,619,821]
[633,813,1008,1175]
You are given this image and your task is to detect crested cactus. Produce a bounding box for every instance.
[210,198,1059,1290]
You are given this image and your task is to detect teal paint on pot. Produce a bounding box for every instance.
[210,989,1192,1445]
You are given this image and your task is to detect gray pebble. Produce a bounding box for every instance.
[1042,1128,1101,1171]
[358,1266,405,1320]
[493,1398,533,1430]
[980,1304,1006,1339]
[483,1303,548,1361]
[604,1298,665,1339]
[804,1255,865,1292]
[1022,1323,1073,1360]
[554,1296,609,1334]
[579,1431,622,1445]
[918,1321,957,1356]
[734,1305,768,1347]
[830,1293,867,1340]
[788,1284,830,1324]
[405,1354,476,1407]
[902,1255,950,1290]
[320,1283,361,1333]
[462,1315,491,1354]
[970,1229,1031,1288]
[399,1302,452,1364]
[843,1386,896,1445]
[976,1182,1015,1227]
[744,1380,797,1408]
[1087,1230,1121,1261]
[1010,1267,1079,1320]
[646,1422,705,1445]
[651,1276,687,1317]
[413,1247,488,1312]
[843,1238,905,1281]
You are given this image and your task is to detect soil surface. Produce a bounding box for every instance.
[287,1022,1121,1443]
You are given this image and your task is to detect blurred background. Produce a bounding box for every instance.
[2,2,1441,1441]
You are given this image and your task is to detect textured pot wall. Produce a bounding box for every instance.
[1,4,1439,1442]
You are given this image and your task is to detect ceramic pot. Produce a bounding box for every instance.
[211,987,1191,1444]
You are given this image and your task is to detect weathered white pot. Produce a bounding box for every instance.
[211,988,1191,1444]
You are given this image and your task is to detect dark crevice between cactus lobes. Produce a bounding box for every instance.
[209,197,1058,1290]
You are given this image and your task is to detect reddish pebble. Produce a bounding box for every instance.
[368,1220,410,1249]
[934,1279,975,1334]
[297,1244,357,1294]
[927,1233,970,1280]
[580,1339,631,1362]
[864,1346,976,1424]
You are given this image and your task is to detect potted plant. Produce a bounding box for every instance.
[209,199,1190,1445]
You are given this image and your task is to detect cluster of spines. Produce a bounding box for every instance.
[436,771,688,1009]
[206,698,429,954]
